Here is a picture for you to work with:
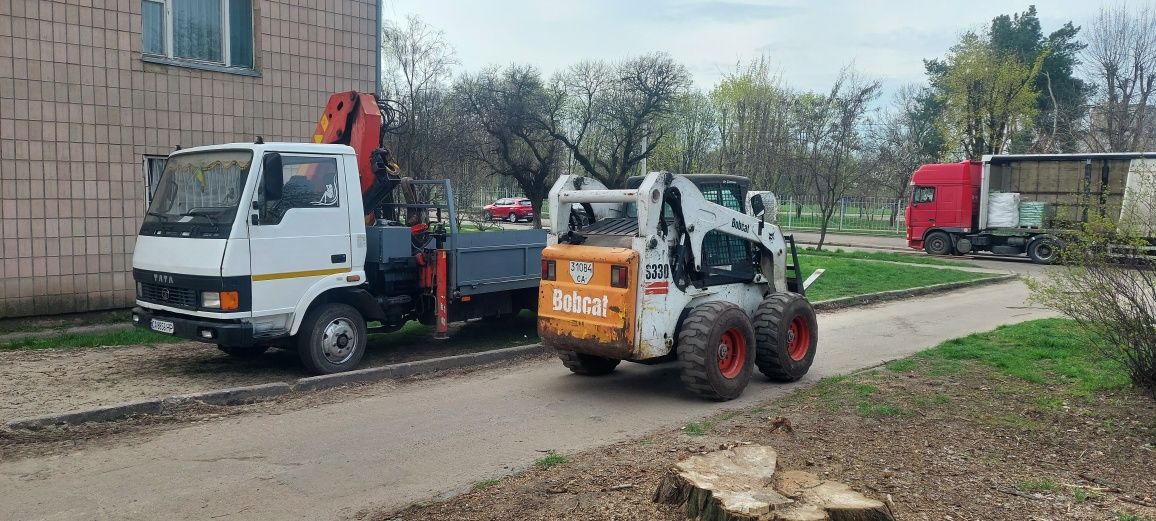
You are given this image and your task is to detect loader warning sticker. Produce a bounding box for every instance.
[551,289,608,317]
[644,281,669,295]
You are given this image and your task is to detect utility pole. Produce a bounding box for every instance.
[640,132,648,175]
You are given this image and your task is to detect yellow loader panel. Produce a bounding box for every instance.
[537,245,638,359]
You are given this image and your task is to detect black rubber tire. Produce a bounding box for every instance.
[676,302,756,401]
[297,303,367,374]
[924,231,953,256]
[1027,237,1060,265]
[483,210,493,221]
[506,212,518,223]
[216,344,270,359]
[557,350,620,376]
[753,293,818,382]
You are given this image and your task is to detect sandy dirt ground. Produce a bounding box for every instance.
[378,361,1156,521]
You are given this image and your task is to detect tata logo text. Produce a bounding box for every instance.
[731,218,750,233]
[551,289,609,317]
[152,273,175,284]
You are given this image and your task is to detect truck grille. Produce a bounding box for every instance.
[138,283,198,309]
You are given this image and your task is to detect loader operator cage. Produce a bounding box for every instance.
[624,174,756,285]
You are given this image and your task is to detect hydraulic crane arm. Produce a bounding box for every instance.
[312,91,402,216]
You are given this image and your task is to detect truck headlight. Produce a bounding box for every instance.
[201,291,240,311]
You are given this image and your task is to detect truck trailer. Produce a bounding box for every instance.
[906,153,1156,263]
[131,92,544,374]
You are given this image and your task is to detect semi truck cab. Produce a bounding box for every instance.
[905,161,980,250]
[133,142,368,351]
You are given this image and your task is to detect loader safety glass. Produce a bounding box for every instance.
[201,290,240,311]
[610,265,628,288]
[542,260,556,281]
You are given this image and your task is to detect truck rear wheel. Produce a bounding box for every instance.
[1028,237,1059,264]
[677,302,756,401]
[557,350,620,376]
[297,303,367,374]
[753,293,818,382]
[924,231,952,256]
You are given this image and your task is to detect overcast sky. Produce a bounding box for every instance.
[383,0,1104,98]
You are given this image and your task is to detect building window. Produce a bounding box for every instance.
[144,155,168,205]
[142,0,254,69]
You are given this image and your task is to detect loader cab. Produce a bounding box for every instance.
[625,174,755,285]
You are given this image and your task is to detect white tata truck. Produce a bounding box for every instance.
[131,140,544,374]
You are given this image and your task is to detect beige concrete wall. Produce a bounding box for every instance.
[0,0,378,317]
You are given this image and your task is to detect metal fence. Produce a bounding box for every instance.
[776,196,907,235]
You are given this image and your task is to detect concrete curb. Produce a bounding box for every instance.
[812,274,1017,312]
[5,399,163,430]
[167,382,294,406]
[295,344,543,392]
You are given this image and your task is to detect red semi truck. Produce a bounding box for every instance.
[905,153,1156,264]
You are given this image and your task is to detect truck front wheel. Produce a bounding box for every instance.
[924,231,953,256]
[297,303,367,374]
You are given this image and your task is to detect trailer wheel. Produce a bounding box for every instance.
[924,231,952,256]
[753,293,818,382]
[216,344,269,359]
[1028,237,1060,265]
[677,302,756,401]
[557,350,620,376]
[297,303,367,374]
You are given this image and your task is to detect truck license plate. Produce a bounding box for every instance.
[569,261,594,285]
[150,319,175,334]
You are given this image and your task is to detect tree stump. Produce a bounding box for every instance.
[652,445,893,521]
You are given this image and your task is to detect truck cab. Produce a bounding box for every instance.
[133,142,367,354]
[905,161,981,250]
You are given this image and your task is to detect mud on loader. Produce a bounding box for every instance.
[538,172,818,400]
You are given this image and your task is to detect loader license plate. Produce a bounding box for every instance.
[569,261,594,285]
[150,319,175,334]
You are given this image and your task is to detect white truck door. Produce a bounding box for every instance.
[249,154,353,318]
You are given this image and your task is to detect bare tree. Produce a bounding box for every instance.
[650,92,717,174]
[871,85,942,225]
[711,57,794,191]
[380,15,460,178]
[1082,3,1156,152]
[455,66,559,228]
[542,53,692,188]
[796,68,881,249]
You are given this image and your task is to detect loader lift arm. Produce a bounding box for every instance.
[550,172,793,294]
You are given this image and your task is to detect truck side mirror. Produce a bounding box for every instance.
[262,153,284,201]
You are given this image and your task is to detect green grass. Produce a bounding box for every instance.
[473,479,501,491]
[534,452,566,469]
[0,327,182,351]
[885,359,917,372]
[799,247,975,267]
[917,319,1129,397]
[1115,512,1144,521]
[683,420,715,436]
[0,309,131,335]
[1017,478,1062,493]
[798,254,990,302]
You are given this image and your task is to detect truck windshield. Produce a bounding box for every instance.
[141,150,253,238]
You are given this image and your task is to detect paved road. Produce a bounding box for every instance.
[0,281,1055,520]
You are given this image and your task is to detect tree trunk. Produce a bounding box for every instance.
[653,446,893,521]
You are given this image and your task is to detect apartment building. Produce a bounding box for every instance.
[0,0,380,316]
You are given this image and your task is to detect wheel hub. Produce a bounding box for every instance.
[321,318,357,364]
[717,343,729,360]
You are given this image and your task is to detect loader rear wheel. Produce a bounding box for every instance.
[754,293,818,381]
[677,302,756,401]
[557,350,620,376]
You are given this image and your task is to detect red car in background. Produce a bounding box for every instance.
[484,198,534,222]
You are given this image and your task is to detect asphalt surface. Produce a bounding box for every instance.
[0,279,1056,520]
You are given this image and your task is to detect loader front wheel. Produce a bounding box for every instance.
[753,293,818,381]
[677,302,756,401]
[557,350,620,376]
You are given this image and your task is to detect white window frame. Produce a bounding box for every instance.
[142,0,251,70]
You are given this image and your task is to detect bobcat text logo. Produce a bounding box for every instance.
[551,289,609,317]
[731,218,750,233]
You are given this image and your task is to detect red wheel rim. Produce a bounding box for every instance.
[717,328,747,379]
[787,315,811,362]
